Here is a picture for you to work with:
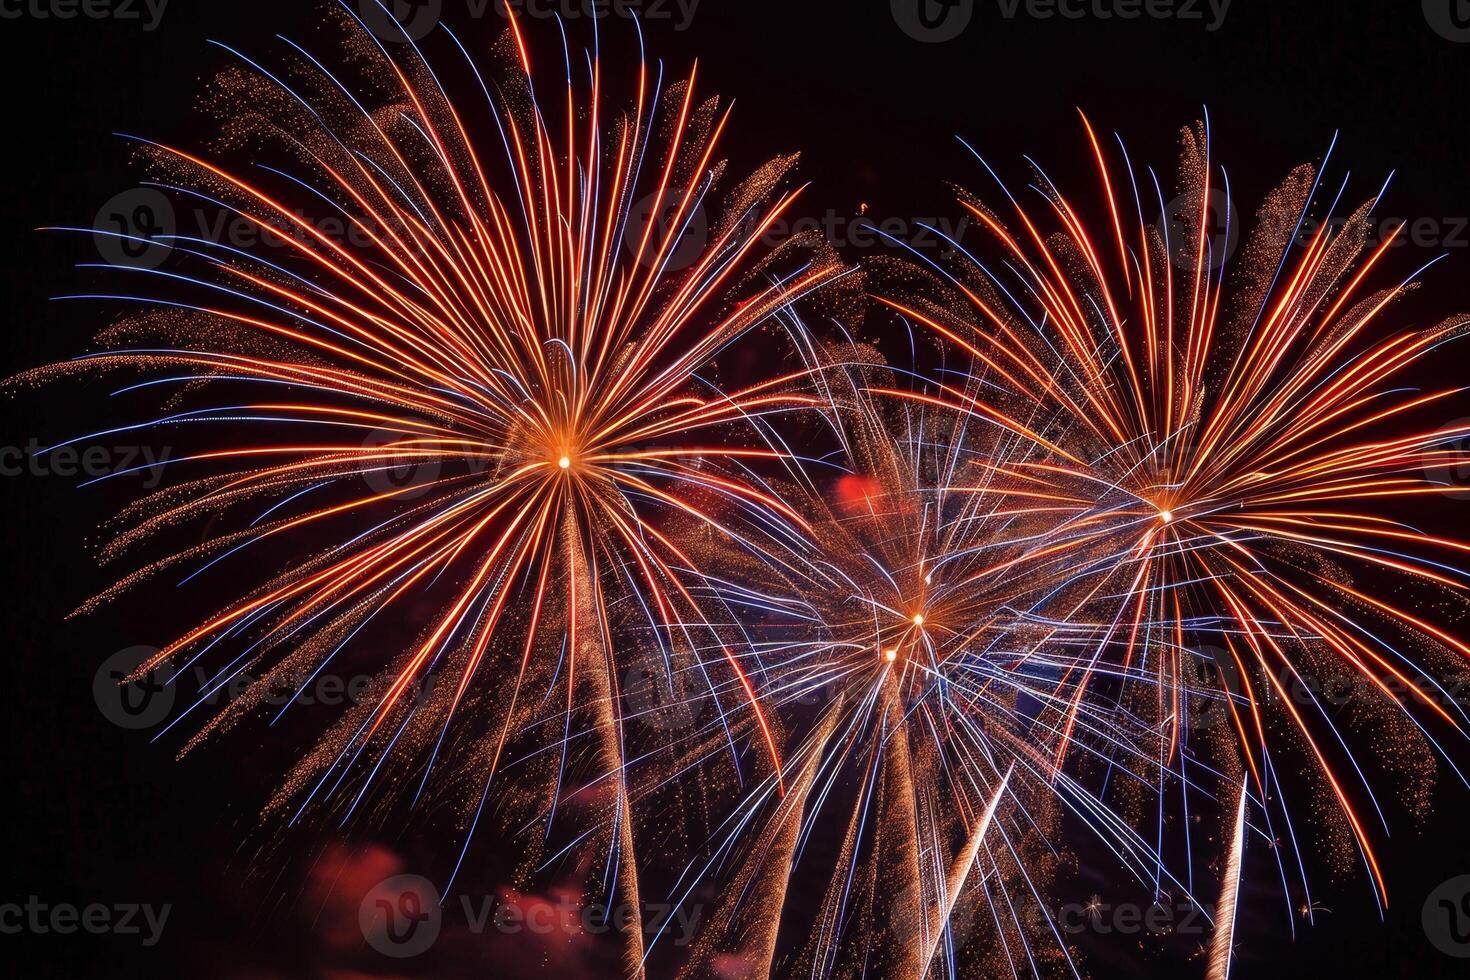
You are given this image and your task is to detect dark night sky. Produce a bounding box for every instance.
[2,1,1470,977]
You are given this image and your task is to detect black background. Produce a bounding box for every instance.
[2,0,1469,977]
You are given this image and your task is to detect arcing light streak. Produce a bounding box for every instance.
[1207,781,1249,980]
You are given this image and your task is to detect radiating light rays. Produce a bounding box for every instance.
[659,350,1206,980]
[876,114,1470,937]
[24,6,848,964]
[21,8,1470,975]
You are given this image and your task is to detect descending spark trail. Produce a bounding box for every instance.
[919,765,1014,976]
[1207,782,1248,980]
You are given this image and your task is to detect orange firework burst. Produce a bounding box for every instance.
[21,7,846,955]
[876,114,1470,930]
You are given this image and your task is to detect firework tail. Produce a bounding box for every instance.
[565,509,646,975]
[916,765,1013,979]
[1207,781,1248,980]
[676,709,842,980]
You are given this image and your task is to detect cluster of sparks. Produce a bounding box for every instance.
[20,5,1470,978]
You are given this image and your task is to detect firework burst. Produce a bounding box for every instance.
[20,5,847,959]
[873,114,1470,941]
[17,4,1470,974]
[662,342,1219,979]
